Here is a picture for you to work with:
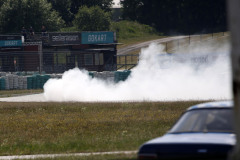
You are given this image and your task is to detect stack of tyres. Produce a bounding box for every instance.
[94,72,110,80]
[0,78,5,90]
[13,75,19,89]
[91,71,115,82]
[40,75,44,88]
[0,71,133,89]
[36,75,41,89]
[42,75,50,88]
[32,76,37,89]
[27,76,33,89]
[18,76,24,90]
[108,71,115,82]
[88,72,94,78]
[50,74,62,79]
[44,75,51,82]
[114,70,131,83]
[26,75,51,90]
[23,77,28,89]
[0,72,6,77]
[114,71,120,83]
[40,75,44,89]
[39,75,43,89]
[0,78,2,90]
[16,72,22,76]
[102,71,114,82]
[93,72,101,79]
[4,76,9,90]
[8,75,13,89]
[0,73,52,90]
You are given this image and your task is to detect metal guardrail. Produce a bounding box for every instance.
[117,54,138,70]
[116,32,229,70]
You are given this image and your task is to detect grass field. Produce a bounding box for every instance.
[0,101,207,158]
[0,28,225,159]
[110,21,164,49]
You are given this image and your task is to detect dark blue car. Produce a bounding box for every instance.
[138,101,235,160]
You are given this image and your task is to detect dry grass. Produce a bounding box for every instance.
[117,35,165,50]
[0,101,206,156]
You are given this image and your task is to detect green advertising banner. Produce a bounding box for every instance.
[0,35,22,47]
[81,32,114,44]
[0,40,22,47]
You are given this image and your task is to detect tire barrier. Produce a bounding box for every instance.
[0,73,51,90]
[92,71,115,82]
[114,70,131,83]
[0,70,131,90]
[89,71,131,83]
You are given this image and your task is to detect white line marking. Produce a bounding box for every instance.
[0,151,137,160]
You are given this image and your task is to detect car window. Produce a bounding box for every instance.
[169,109,234,133]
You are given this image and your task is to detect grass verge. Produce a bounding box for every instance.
[0,101,206,156]
[110,21,164,49]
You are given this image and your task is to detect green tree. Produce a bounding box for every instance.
[0,0,64,33]
[120,0,227,34]
[120,0,143,21]
[70,0,114,14]
[73,6,111,31]
[0,0,6,7]
[47,0,73,25]
[46,0,114,27]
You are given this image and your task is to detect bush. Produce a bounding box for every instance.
[73,6,111,31]
[0,0,64,33]
[110,20,159,40]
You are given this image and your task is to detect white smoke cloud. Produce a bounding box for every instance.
[43,40,232,102]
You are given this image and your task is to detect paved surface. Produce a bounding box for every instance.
[117,35,187,55]
[0,93,46,102]
[0,151,137,160]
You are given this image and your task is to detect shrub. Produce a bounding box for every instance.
[73,6,111,31]
[110,20,159,40]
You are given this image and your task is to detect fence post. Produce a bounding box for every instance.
[178,39,180,50]
[38,42,43,74]
[125,55,127,70]
[228,0,240,159]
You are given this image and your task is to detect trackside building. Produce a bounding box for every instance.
[0,31,117,73]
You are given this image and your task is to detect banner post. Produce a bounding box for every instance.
[228,0,240,159]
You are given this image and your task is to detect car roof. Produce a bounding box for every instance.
[187,101,233,111]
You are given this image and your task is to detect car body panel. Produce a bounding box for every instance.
[145,133,236,145]
[138,101,235,160]
[187,101,233,111]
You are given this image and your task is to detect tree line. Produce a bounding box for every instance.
[0,0,227,35]
[120,0,227,34]
[0,0,113,33]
